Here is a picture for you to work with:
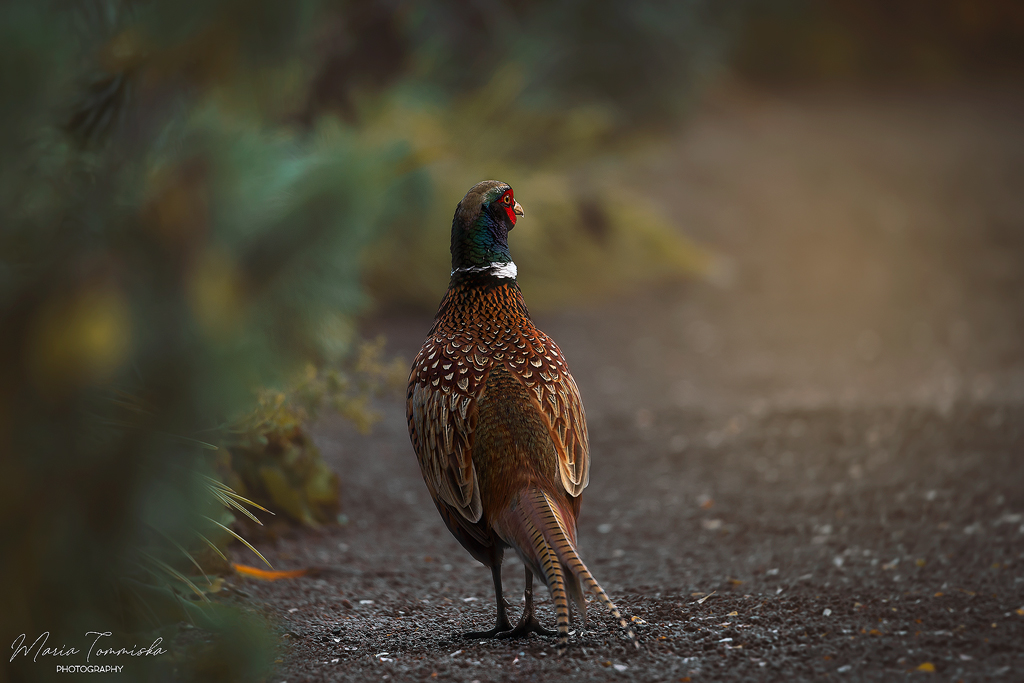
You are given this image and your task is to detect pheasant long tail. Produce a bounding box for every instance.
[500,488,638,651]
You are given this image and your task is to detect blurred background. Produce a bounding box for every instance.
[2,1,1022,680]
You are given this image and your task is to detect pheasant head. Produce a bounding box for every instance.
[450,180,525,275]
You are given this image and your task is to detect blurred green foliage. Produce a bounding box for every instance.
[0,3,394,681]
[0,1,731,680]
[224,339,406,527]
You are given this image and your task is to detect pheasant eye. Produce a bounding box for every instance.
[503,194,512,205]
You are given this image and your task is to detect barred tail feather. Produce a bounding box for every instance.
[565,568,587,629]
[517,502,572,647]
[500,487,639,650]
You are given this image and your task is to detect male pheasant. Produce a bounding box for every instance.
[407,180,638,651]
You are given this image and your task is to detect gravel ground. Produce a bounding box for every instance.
[230,86,1024,682]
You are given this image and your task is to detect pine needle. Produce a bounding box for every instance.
[166,433,219,450]
[210,487,265,525]
[138,551,211,603]
[220,487,273,514]
[696,591,717,604]
[202,474,274,524]
[196,532,228,562]
[204,516,273,568]
[149,525,212,586]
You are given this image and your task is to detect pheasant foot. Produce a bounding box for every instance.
[496,567,557,639]
[462,564,514,638]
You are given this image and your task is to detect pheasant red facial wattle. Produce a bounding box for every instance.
[406,180,638,651]
[498,188,521,226]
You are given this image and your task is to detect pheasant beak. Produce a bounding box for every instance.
[513,201,525,218]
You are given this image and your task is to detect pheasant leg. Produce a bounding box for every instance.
[463,564,514,638]
[498,567,557,638]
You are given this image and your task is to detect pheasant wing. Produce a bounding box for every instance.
[516,335,590,497]
[407,337,487,539]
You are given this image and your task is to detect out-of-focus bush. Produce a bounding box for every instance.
[224,339,406,527]
[0,2,399,680]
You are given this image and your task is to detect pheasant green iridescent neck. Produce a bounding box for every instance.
[452,209,513,266]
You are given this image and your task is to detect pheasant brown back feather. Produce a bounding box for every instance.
[407,272,590,525]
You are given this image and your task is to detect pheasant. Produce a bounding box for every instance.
[406,180,638,651]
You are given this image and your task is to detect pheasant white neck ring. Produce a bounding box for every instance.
[452,261,518,280]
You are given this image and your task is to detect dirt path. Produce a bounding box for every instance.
[235,86,1024,681]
